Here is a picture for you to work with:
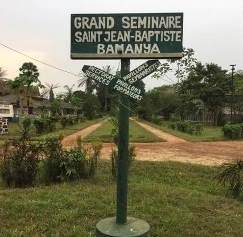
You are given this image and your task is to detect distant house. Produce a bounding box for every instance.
[0,79,80,118]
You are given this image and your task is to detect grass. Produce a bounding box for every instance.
[0,118,103,145]
[142,120,225,142]
[84,119,164,143]
[0,160,243,237]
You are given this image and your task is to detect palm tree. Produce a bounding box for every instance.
[41,83,59,102]
[63,84,75,103]
[0,67,9,96]
[78,72,97,94]
[0,67,6,78]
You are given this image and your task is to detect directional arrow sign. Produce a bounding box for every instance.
[82,65,143,101]
[123,60,161,84]
[82,65,117,86]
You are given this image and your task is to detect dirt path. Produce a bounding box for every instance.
[133,119,187,143]
[62,119,243,166]
[61,120,105,147]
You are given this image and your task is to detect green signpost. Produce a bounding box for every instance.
[71,12,183,237]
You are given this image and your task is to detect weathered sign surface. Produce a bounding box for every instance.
[82,65,143,100]
[71,13,183,59]
[123,60,161,84]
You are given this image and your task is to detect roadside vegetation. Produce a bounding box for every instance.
[0,117,103,145]
[140,119,225,142]
[1,160,243,236]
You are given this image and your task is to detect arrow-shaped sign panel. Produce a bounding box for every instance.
[123,60,161,84]
[82,65,117,86]
[82,65,143,101]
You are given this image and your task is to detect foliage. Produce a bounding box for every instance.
[0,119,40,187]
[60,116,69,128]
[110,117,119,145]
[41,136,65,183]
[169,121,203,135]
[61,148,88,180]
[33,117,56,134]
[82,94,100,119]
[110,145,136,179]
[41,136,102,183]
[177,62,229,125]
[216,160,243,198]
[20,117,33,139]
[18,62,43,114]
[88,141,102,177]
[222,124,242,139]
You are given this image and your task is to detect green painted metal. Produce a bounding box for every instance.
[71,13,183,59]
[96,217,150,237]
[116,58,130,224]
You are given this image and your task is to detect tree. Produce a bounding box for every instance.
[82,94,100,119]
[0,67,6,78]
[153,48,197,83]
[177,62,229,125]
[62,84,75,103]
[41,83,59,102]
[15,62,43,114]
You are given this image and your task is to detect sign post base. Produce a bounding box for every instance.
[96,217,150,237]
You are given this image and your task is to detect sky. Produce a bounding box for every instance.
[0,0,243,94]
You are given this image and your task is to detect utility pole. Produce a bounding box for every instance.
[230,64,236,123]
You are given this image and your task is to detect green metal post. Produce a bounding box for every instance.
[116,58,130,224]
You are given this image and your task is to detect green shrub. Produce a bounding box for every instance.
[88,141,102,177]
[170,121,203,135]
[0,124,40,187]
[169,122,176,130]
[194,123,203,135]
[45,118,56,132]
[33,118,45,134]
[41,136,65,183]
[60,116,69,128]
[111,145,136,179]
[223,124,242,139]
[33,117,56,134]
[151,116,161,125]
[62,148,88,180]
[216,160,243,198]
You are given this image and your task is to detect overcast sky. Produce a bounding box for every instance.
[1,0,243,93]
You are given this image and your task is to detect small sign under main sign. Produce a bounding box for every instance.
[82,65,143,101]
[71,13,183,59]
[123,60,161,84]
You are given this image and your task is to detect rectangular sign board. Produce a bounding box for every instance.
[71,13,183,59]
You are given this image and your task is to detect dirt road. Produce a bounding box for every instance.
[62,119,243,166]
[61,120,105,147]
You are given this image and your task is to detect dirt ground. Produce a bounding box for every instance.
[61,120,105,147]
[62,120,243,166]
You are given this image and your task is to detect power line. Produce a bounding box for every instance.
[0,42,80,77]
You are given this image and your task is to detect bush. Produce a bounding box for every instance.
[216,160,243,198]
[41,136,65,183]
[88,141,102,177]
[223,124,242,139]
[62,148,88,180]
[41,136,102,183]
[33,117,56,134]
[111,145,136,179]
[60,116,69,128]
[151,116,162,125]
[169,121,203,135]
[0,121,40,187]
[33,118,45,134]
